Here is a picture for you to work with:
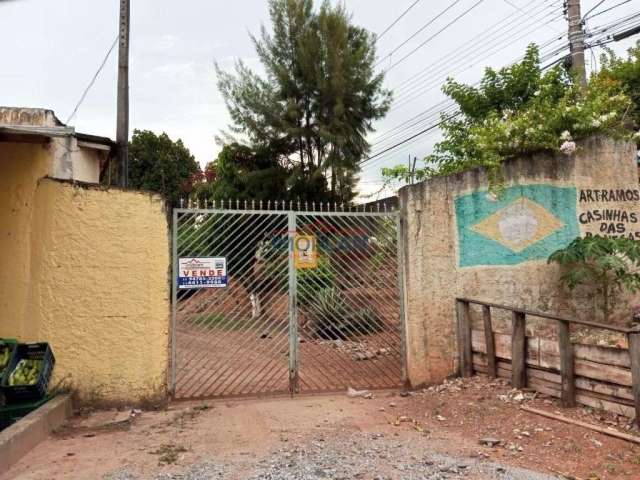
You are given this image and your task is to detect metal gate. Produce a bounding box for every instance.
[171,203,405,399]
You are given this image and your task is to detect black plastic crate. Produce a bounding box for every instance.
[0,395,51,431]
[0,339,17,380]
[0,343,55,404]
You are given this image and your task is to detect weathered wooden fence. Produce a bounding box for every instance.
[456,298,640,424]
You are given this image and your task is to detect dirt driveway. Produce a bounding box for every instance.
[3,376,640,479]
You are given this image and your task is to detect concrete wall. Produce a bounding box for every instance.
[399,137,639,387]
[50,137,106,184]
[0,141,170,403]
[0,107,108,184]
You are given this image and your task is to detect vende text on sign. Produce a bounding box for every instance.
[178,257,228,289]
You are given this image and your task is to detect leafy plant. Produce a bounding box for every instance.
[596,41,640,136]
[382,44,635,192]
[297,256,337,307]
[304,287,380,339]
[126,130,201,207]
[548,236,640,323]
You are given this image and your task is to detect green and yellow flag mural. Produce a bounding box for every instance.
[455,185,579,267]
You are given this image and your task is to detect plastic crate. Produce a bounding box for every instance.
[0,339,18,380]
[0,343,55,404]
[0,395,51,431]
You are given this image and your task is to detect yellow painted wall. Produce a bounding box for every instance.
[26,179,170,402]
[1,140,170,403]
[0,143,52,339]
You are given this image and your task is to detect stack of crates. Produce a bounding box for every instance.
[0,340,56,431]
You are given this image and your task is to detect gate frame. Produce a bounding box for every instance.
[169,206,408,397]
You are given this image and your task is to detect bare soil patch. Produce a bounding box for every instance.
[3,376,640,479]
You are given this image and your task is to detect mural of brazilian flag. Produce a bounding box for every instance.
[455,185,579,267]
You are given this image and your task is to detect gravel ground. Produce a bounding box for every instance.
[102,431,555,480]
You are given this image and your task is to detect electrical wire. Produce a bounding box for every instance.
[502,0,562,33]
[375,0,464,67]
[359,7,640,181]
[583,0,609,20]
[363,34,572,168]
[382,0,487,73]
[66,35,119,125]
[583,0,632,21]
[393,0,548,100]
[370,17,567,150]
[376,0,424,41]
[386,5,566,114]
[385,0,561,102]
[365,8,635,164]
[383,0,563,110]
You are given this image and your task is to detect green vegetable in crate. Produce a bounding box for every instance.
[8,359,43,386]
[0,345,11,373]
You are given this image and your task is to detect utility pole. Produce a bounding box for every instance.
[566,0,587,88]
[116,0,130,188]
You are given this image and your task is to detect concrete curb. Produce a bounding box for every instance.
[0,394,73,475]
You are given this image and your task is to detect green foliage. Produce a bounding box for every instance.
[128,129,201,207]
[548,236,640,323]
[382,44,635,190]
[596,41,640,138]
[297,256,337,307]
[297,254,387,339]
[216,0,391,202]
[191,142,291,203]
[303,286,381,340]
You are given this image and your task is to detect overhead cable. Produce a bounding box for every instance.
[66,35,119,124]
[382,0,487,73]
[375,0,464,67]
[376,0,424,41]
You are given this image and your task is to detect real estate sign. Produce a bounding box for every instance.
[178,257,227,289]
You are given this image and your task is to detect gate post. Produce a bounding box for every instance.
[170,209,178,394]
[288,211,299,394]
[396,212,409,387]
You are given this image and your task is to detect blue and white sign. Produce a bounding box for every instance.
[178,257,227,289]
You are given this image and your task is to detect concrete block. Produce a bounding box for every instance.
[0,394,73,475]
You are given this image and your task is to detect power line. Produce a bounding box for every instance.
[584,0,632,21]
[385,0,560,98]
[362,114,457,165]
[361,11,638,172]
[501,0,562,33]
[359,7,640,178]
[375,0,464,67]
[370,13,567,149]
[364,36,573,165]
[383,0,488,73]
[66,35,119,124]
[583,0,608,20]
[377,0,423,41]
[386,5,565,114]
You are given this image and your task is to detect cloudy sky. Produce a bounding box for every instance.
[1,0,637,198]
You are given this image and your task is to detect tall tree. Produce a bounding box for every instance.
[128,129,201,206]
[192,142,290,203]
[216,0,391,202]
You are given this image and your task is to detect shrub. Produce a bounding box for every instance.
[304,287,381,340]
[548,236,640,323]
[382,44,635,192]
